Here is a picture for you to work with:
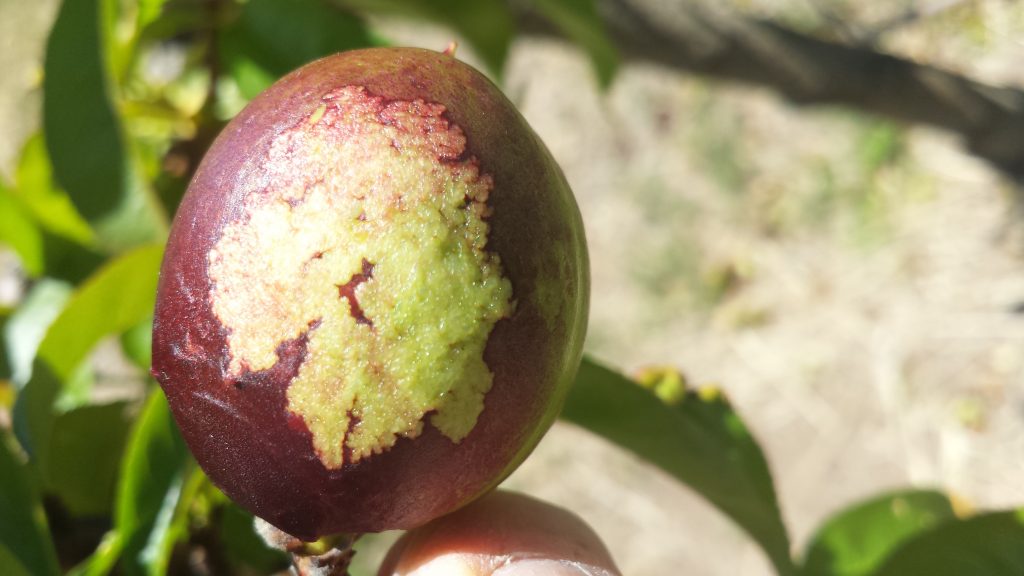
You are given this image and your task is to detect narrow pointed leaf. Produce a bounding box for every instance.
[116,391,191,576]
[342,0,513,76]
[45,402,133,517]
[532,0,620,87]
[0,183,44,276]
[15,134,95,246]
[12,245,162,462]
[36,244,163,383]
[0,433,60,576]
[561,357,795,575]
[43,0,165,251]
[220,0,377,100]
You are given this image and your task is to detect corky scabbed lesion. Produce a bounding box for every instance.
[207,86,513,470]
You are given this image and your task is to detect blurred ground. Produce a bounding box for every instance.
[4,1,1024,575]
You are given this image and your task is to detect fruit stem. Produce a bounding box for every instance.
[254,518,361,576]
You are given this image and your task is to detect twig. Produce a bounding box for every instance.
[254,518,361,576]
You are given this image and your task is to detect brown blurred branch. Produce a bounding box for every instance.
[523,0,1024,180]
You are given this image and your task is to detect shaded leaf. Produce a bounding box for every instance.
[0,432,60,576]
[872,510,1024,576]
[531,0,619,87]
[116,391,191,576]
[220,0,377,100]
[43,0,165,251]
[12,360,62,466]
[422,0,514,76]
[65,533,121,576]
[802,489,956,576]
[343,0,513,76]
[0,309,10,384]
[4,279,73,389]
[45,403,133,517]
[561,358,796,575]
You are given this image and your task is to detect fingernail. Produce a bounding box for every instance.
[492,559,607,576]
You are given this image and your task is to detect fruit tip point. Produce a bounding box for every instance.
[442,41,458,57]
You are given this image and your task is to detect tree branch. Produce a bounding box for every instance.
[532,0,1024,179]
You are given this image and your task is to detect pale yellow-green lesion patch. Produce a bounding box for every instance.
[207,86,513,469]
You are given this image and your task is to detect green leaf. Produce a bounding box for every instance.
[120,318,154,372]
[0,182,44,277]
[4,279,73,389]
[802,489,956,576]
[15,133,95,246]
[220,504,290,573]
[115,391,191,576]
[45,402,133,517]
[220,0,378,100]
[12,360,62,467]
[561,358,796,575]
[0,310,11,384]
[0,433,60,576]
[531,0,620,87]
[422,0,514,77]
[872,510,1024,576]
[13,245,162,463]
[137,0,170,32]
[343,0,513,76]
[36,244,163,384]
[43,0,166,251]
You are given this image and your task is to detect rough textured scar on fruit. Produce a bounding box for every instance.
[207,86,514,469]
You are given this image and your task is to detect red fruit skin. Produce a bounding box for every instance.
[151,48,588,540]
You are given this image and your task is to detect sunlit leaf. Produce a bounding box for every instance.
[0,433,60,576]
[4,279,73,389]
[0,183,44,277]
[45,402,133,517]
[220,0,378,100]
[531,0,619,87]
[65,533,120,576]
[561,358,796,575]
[116,391,191,576]
[15,134,95,246]
[802,489,956,576]
[36,244,163,384]
[872,510,1024,576]
[12,245,162,464]
[43,0,166,251]
[137,0,170,32]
